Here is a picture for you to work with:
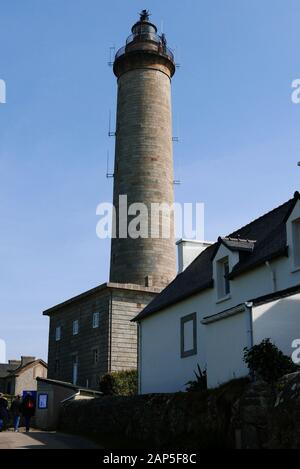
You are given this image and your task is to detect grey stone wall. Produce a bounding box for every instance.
[46,284,158,388]
[110,289,156,371]
[47,288,111,388]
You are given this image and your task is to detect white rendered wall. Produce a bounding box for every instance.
[204,310,249,388]
[252,293,300,358]
[139,294,209,394]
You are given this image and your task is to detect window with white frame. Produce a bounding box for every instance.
[72,320,79,336]
[292,218,300,267]
[217,257,230,299]
[55,326,61,341]
[92,312,100,329]
[181,313,197,358]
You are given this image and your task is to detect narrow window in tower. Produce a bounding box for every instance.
[93,312,100,329]
[72,355,78,385]
[55,359,60,374]
[73,320,79,336]
[55,326,61,341]
[93,348,99,365]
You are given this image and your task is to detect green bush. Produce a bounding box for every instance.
[243,338,299,384]
[99,369,138,396]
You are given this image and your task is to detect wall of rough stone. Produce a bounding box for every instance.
[47,288,111,388]
[58,373,300,449]
[110,288,157,371]
[46,284,158,388]
[59,379,249,449]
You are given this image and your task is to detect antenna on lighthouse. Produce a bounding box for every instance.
[174,45,181,68]
[106,150,114,179]
[108,110,116,137]
[172,113,180,143]
[173,114,182,185]
[108,46,115,67]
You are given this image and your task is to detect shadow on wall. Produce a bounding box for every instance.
[252,296,300,359]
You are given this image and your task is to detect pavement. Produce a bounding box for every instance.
[0,428,102,449]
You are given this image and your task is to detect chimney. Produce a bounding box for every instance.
[176,239,213,273]
[21,356,36,367]
[8,359,21,367]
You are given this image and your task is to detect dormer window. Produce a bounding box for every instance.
[217,257,230,299]
[292,218,300,267]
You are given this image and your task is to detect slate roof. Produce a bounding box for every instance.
[0,359,47,379]
[133,192,299,322]
[36,377,102,394]
[219,237,256,253]
[9,359,48,376]
[0,363,20,379]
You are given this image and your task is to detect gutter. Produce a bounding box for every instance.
[60,390,80,404]
[108,290,113,372]
[137,322,142,395]
[244,301,254,350]
[201,304,245,325]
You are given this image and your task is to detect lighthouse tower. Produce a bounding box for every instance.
[110,10,177,288]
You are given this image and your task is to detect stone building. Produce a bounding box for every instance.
[44,11,177,388]
[0,356,47,395]
[44,283,159,388]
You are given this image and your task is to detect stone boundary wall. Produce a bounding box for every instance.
[58,373,300,449]
[58,380,248,449]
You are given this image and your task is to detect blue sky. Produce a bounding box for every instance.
[1,0,300,361]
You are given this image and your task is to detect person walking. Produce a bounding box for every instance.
[0,393,9,432]
[21,393,36,432]
[10,395,22,432]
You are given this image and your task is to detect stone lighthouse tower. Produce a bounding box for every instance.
[110,10,177,288]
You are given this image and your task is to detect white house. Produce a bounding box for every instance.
[133,192,300,392]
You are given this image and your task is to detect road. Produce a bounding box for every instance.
[0,428,101,449]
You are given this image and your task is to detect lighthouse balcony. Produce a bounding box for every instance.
[115,33,175,64]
